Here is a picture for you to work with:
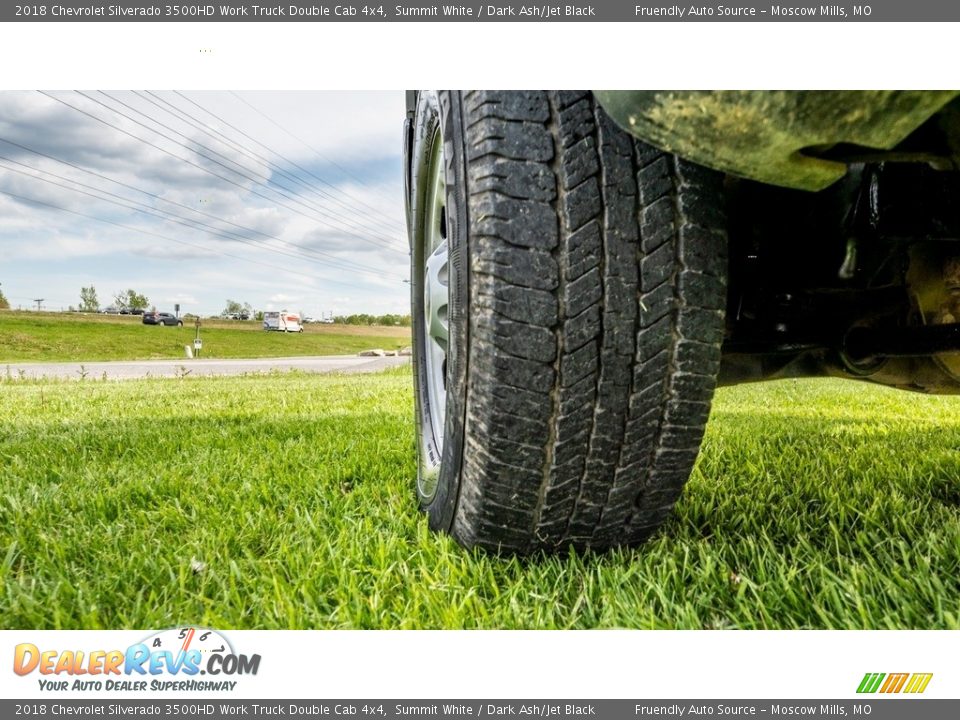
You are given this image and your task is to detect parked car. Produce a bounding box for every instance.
[404,90,960,554]
[142,312,183,327]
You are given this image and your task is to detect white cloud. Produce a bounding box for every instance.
[0,91,409,317]
[165,294,199,305]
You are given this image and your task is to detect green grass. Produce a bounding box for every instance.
[0,311,410,362]
[0,371,958,629]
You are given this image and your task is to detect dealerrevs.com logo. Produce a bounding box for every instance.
[13,627,261,693]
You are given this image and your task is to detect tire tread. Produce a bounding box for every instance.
[446,91,726,552]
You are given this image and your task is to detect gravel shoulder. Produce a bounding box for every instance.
[2,355,410,380]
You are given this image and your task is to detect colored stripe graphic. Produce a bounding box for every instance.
[857,672,932,694]
[904,673,934,694]
[880,673,909,693]
[857,673,885,693]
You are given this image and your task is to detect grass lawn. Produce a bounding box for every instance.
[0,311,410,362]
[0,370,958,629]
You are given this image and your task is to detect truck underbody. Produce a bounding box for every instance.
[596,90,960,394]
[721,161,960,393]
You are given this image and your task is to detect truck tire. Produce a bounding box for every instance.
[409,90,728,553]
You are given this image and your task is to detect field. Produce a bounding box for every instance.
[1,370,958,629]
[0,311,410,362]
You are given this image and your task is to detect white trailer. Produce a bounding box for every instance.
[263,311,304,333]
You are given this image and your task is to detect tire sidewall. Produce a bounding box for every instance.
[410,90,469,532]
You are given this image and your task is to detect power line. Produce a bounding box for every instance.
[93,90,406,248]
[227,91,404,213]
[0,154,403,283]
[145,90,406,237]
[215,90,405,226]
[37,91,406,256]
[140,90,406,241]
[0,187,398,293]
[0,135,402,279]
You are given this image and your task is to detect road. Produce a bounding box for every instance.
[3,355,410,380]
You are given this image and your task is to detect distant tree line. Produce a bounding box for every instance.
[63,286,151,313]
[333,313,411,327]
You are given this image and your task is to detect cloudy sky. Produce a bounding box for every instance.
[0,91,408,317]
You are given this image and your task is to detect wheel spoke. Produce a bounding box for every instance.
[419,127,450,470]
[425,241,449,349]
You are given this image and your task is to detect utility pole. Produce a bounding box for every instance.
[33,298,44,311]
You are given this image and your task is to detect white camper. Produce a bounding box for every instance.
[263,311,303,333]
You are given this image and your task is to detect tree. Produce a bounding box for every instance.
[79,285,99,312]
[114,289,149,311]
[127,290,149,311]
[222,299,244,317]
[377,314,405,326]
[222,299,253,319]
[0,283,8,310]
